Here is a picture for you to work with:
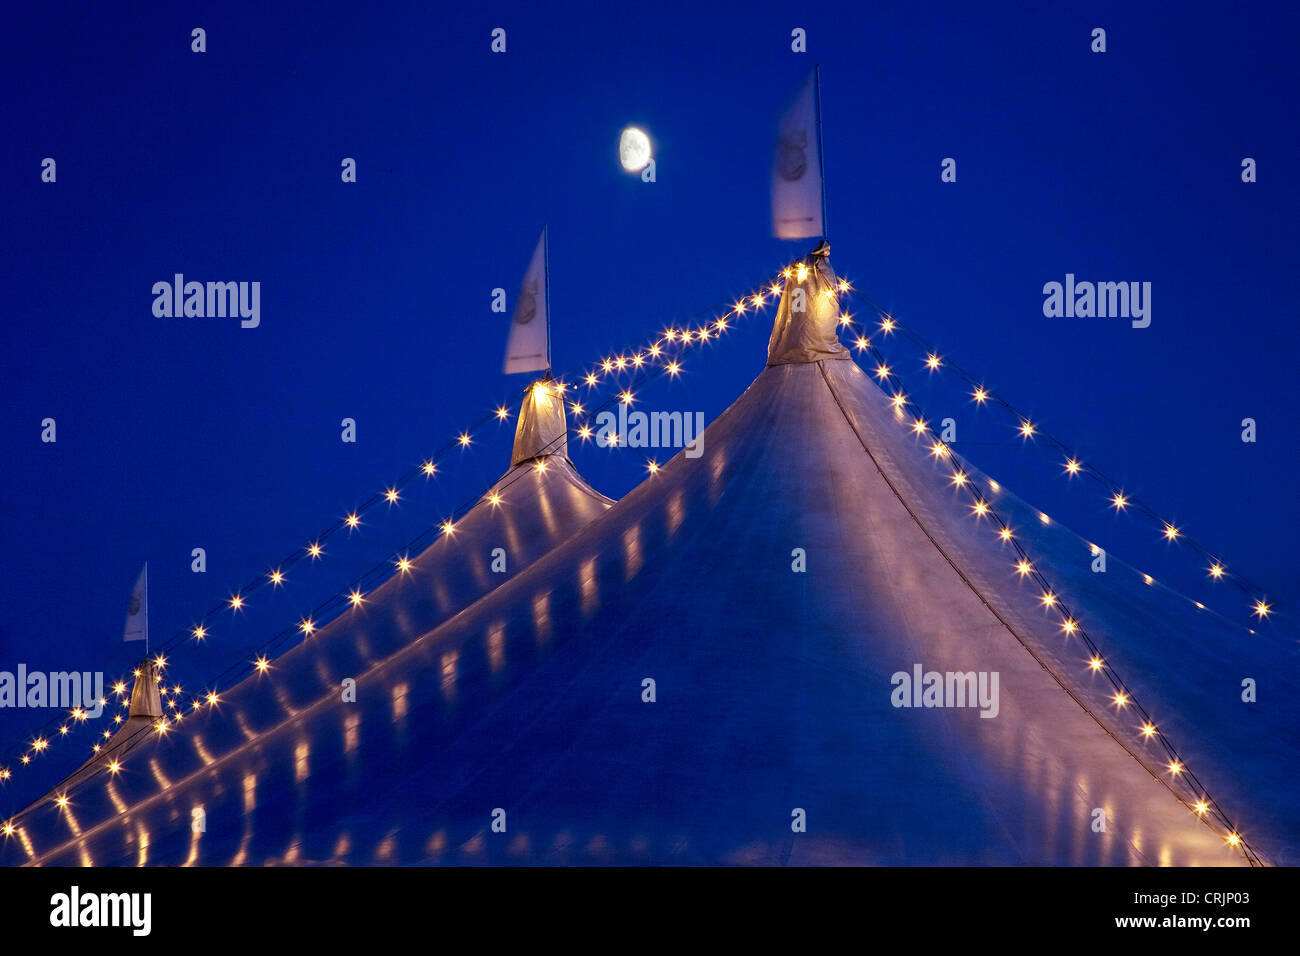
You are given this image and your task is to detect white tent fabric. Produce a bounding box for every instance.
[5,254,1294,866]
[3,391,611,865]
[511,380,568,465]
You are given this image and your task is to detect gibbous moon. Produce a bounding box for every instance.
[619,127,651,172]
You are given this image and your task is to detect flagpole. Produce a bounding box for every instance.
[543,225,552,374]
[814,64,828,241]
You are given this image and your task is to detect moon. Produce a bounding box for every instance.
[619,127,651,172]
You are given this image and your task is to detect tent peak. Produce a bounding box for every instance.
[129,661,162,719]
[766,249,849,366]
[511,378,569,466]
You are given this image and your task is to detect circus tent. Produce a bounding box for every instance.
[3,249,1297,867]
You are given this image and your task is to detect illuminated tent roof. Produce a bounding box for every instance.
[6,253,1296,866]
[2,383,611,864]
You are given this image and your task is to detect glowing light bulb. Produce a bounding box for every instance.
[951,471,967,487]
[300,618,315,635]
[440,520,456,536]
[385,487,400,503]
[254,657,270,673]
[1065,458,1081,475]
[874,364,891,380]
[1226,833,1240,846]
[925,353,942,370]
[796,263,809,282]
[1041,592,1057,607]
[1252,600,1272,619]
[269,569,284,586]
[972,501,989,517]
[647,460,659,474]
[855,336,870,352]
[1019,421,1036,439]
[192,625,207,641]
[1015,560,1034,576]
[972,387,988,404]
[891,393,907,409]
[458,433,472,447]
[615,356,627,370]
[55,795,68,808]
[1111,493,1128,511]
[1141,723,1156,738]
[308,542,322,559]
[346,512,361,528]
[716,317,729,331]
[58,726,68,735]
[586,373,599,386]
[770,284,781,297]
[535,460,548,473]
[578,425,592,439]
[1209,564,1224,579]
[229,594,244,610]
[998,528,1013,542]
[838,280,850,293]
[496,406,510,421]
[632,353,648,368]
[1168,761,1182,775]
[880,317,895,333]
[620,391,635,405]
[487,493,502,507]
[396,556,412,574]
[1113,692,1128,707]
[1163,524,1180,541]
[649,344,662,358]
[666,362,681,377]
[1088,657,1103,672]
[1062,619,1078,635]
[114,682,126,696]
[1193,801,1208,815]
[1142,574,1154,585]
[206,692,220,705]
[912,418,928,435]
[930,441,950,459]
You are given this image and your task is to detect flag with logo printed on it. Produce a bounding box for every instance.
[772,70,824,240]
[504,230,550,375]
[123,564,148,643]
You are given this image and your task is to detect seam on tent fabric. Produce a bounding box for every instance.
[817,360,1246,866]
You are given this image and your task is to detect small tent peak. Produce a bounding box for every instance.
[766,247,849,366]
[511,378,569,466]
[129,661,162,719]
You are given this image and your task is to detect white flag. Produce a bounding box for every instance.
[772,70,824,240]
[123,564,148,643]
[504,230,550,375]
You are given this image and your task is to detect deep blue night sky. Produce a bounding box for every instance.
[1,2,1296,798]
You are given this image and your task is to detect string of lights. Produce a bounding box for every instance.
[0,258,1267,863]
[0,265,792,794]
[837,318,1259,863]
[840,290,1275,630]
